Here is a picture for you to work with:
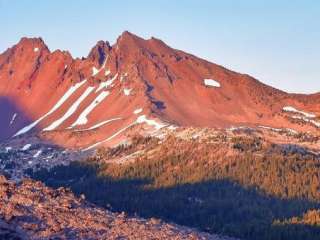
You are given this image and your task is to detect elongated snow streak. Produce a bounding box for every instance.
[82,115,167,151]
[204,79,221,87]
[291,115,320,128]
[43,86,95,131]
[82,122,136,151]
[10,113,17,125]
[258,125,298,134]
[74,117,122,132]
[133,108,143,114]
[96,73,118,92]
[71,91,110,127]
[283,106,316,118]
[33,150,42,158]
[13,80,87,137]
[21,144,31,151]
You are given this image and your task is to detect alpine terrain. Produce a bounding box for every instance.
[0,32,319,240]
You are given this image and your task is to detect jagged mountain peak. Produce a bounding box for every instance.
[114,31,171,56]
[14,36,50,54]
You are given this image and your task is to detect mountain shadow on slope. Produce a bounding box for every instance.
[0,96,38,141]
[31,161,320,240]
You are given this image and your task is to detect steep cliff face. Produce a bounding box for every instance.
[0,31,319,149]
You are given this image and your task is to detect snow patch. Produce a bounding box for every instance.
[34,47,39,52]
[167,125,179,131]
[13,79,87,137]
[10,113,17,125]
[283,106,319,128]
[124,88,132,96]
[43,86,95,131]
[33,150,42,158]
[227,126,253,131]
[92,67,99,76]
[21,144,31,151]
[105,69,111,76]
[136,115,167,130]
[283,106,316,118]
[204,79,220,88]
[95,73,118,93]
[133,108,143,114]
[71,91,110,127]
[46,154,54,159]
[5,147,12,152]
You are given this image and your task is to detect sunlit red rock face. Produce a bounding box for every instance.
[0,31,319,149]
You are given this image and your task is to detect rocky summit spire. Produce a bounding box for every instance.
[87,40,111,66]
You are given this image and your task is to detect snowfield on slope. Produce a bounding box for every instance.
[282,106,316,118]
[136,115,167,130]
[43,86,95,131]
[13,79,87,137]
[71,91,110,127]
[291,115,320,128]
[204,79,221,88]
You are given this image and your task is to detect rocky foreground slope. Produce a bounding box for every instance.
[0,175,235,240]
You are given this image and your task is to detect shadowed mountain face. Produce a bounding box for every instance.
[0,96,38,141]
[0,31,319,149]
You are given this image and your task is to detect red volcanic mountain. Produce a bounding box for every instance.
[0,31,319,149]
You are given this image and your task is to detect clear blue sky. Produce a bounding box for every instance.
[1,0,319,93]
